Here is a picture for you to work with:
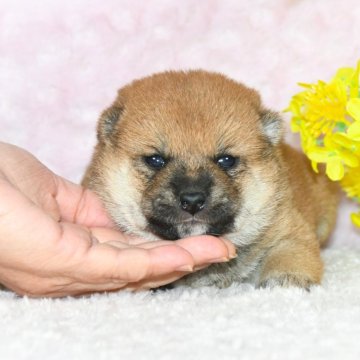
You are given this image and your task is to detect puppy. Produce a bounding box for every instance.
[82,70,339,289]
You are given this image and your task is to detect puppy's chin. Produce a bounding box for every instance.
[176,221,210,239]
[146,218,203,240]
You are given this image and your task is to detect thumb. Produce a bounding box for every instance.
[54,176,115,228]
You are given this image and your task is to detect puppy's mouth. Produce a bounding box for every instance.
[178,217,206,224]
[146,215,233,240]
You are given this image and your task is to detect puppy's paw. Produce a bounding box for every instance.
[258,272,316,291]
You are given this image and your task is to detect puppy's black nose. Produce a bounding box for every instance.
[180,192,206,215]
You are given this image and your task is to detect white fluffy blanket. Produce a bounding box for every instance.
[1,0,360,358]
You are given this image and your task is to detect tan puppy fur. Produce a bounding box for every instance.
[83,71,339,289]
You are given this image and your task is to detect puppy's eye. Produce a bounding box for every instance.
[144,154,166,169]
[216,155,237,169]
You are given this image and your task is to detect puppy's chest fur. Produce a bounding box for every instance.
[83,70,339,290]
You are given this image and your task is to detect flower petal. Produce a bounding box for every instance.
[326,159,344,181]
[311,161,319,173]
[350,212,360,227]
[307,147,332,162]
[339,149,360,167]
[330,133,355,149]
[347,121,360,141]
[332,67,355,83]
[346,98,360,121]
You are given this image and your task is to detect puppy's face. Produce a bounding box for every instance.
[86,71,284,244]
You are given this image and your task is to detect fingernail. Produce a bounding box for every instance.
[176,265,194,272]
[223,240,237,259]
[208,257,230,264]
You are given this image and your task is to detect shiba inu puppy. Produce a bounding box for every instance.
[83,70,339,289]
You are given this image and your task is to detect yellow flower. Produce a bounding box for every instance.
[288,80,348,140]
[332,61,359,99]
[341,166,360,200]
[351,213,360,227]
[286,60,360,228]
[306,150,342,180]
[346,99,360,141]
[347,98,360,121]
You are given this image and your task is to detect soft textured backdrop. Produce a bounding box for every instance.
[1,1,360,359]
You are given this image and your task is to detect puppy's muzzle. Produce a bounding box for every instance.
[180,192,206,215]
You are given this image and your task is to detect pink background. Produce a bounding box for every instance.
[1,0,359,246]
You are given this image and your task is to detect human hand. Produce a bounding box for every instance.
[0,142,236,297]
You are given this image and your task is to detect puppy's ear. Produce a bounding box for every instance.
[97,105,124,144]
[260,111,284,145]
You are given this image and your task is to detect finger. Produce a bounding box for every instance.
[126,236,236,291]
[101,238,235,261]
[90,232,237,268]
[102,239,187,250]
[54,177,115,228]
[174,236,236,265]
[79,240,195,284]
[119,238,236,262]
[90,222,236,261]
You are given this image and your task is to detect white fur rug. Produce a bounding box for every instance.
[0,248,360,360]
[1,0,360,359]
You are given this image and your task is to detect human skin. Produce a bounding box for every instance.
[0,142,236,297]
